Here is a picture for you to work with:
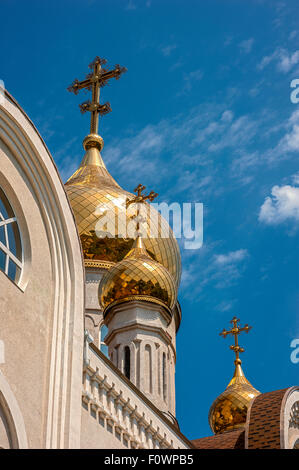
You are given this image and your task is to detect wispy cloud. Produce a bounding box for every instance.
[161,44,177,57]
[179,69,203,95]
[54,137,80,182]
[265,109,299,164]
[231,109,299,181]
[214,249,249,265]
[216,299,237,312]
[258,47,299,73]
[125,0,136,10]
[289,30,298,40]
[239,38,254,54]
[224,36,233,47]
[180,244,249,302]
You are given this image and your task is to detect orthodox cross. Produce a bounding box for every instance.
[220,317,252,363]
[67,56,127,135]
[126,184,158,233]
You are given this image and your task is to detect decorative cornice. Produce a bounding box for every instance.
[103,296,172,322]
[84,259,115,270]
[104,321,176,361]
[87,341,192,447]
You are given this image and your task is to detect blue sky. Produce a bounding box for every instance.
[1,0,299,440]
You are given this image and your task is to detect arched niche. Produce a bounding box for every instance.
[0,370,28,448]
[282,387,299,449]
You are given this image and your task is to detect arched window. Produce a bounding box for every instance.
[0,187,22,284]
[124,346,130,380]
[162,352,167,401]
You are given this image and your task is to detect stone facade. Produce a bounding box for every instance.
[0,90,190,449]
[0,89,298,450]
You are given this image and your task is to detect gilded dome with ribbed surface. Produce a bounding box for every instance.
[209,360,260,434]
[65,136,181,287]
[98,235,177,312]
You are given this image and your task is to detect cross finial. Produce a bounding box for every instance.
[219,317,252,365]
[126,184,158,207]
[126,184,158,235]
[67,56,127,136]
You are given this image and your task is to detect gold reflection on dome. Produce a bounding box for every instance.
[65,141,181,286]
[209,317,261,434]
[65,56,181,286]
[98,235,177,311]
[209,361,260,434]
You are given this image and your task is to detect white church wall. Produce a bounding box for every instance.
[81,332,190,449]
[104,301,176,415]
[0,91,85,448]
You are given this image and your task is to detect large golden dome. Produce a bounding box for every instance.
[65,135,181,286]
[209,359,260,434]
[98,235,177,312]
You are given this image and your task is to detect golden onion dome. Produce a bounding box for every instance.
[65,134,181,287]
[98,235,177,312]
[209,359,260,434]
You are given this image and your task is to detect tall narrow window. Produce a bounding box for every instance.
[144,344,152,394]
[99,324,108,357]
[162,352,167,401]
[0,187,22,284]
[124,346,130,380]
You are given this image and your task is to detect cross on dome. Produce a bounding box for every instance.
[220,316,252,366]
[126,184,158,235]
[67,56,127,135]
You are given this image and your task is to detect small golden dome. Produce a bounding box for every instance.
[65,140,181,286]
[209,359,260,434]
[98,235,177,312]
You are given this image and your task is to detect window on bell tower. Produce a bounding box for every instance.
[99,324,108,357]
[124,346,130,380]
[0,187,23,284]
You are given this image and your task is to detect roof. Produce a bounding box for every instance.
[192,387,298,449]
[245,388,289,449]
[192,428,245,449]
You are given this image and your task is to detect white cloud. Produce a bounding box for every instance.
[209,249,249,289]
[221,110,234,123]
[292,172,299,185]
[273,109,299,157]
[216,300,236,312]
[207,115,257,152]
[179,69,203,94]
[161,44,177,57]
[194,246,248,289]
[125,0,136,10]
[258,48,299,73]
[224,36,233,47]
[214,249,248,265]
[259,184,299,225]
[239,38,254,54]
[289,30,298,40]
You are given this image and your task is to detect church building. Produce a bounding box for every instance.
[0,57,298,449]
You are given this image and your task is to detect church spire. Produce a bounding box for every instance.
[219,316,252,387]
[65,56,126,188]
[209,317,260,434]
[67,56,126,145]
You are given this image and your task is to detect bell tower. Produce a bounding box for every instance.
[64,56,182,419]
[98,186,178,417]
